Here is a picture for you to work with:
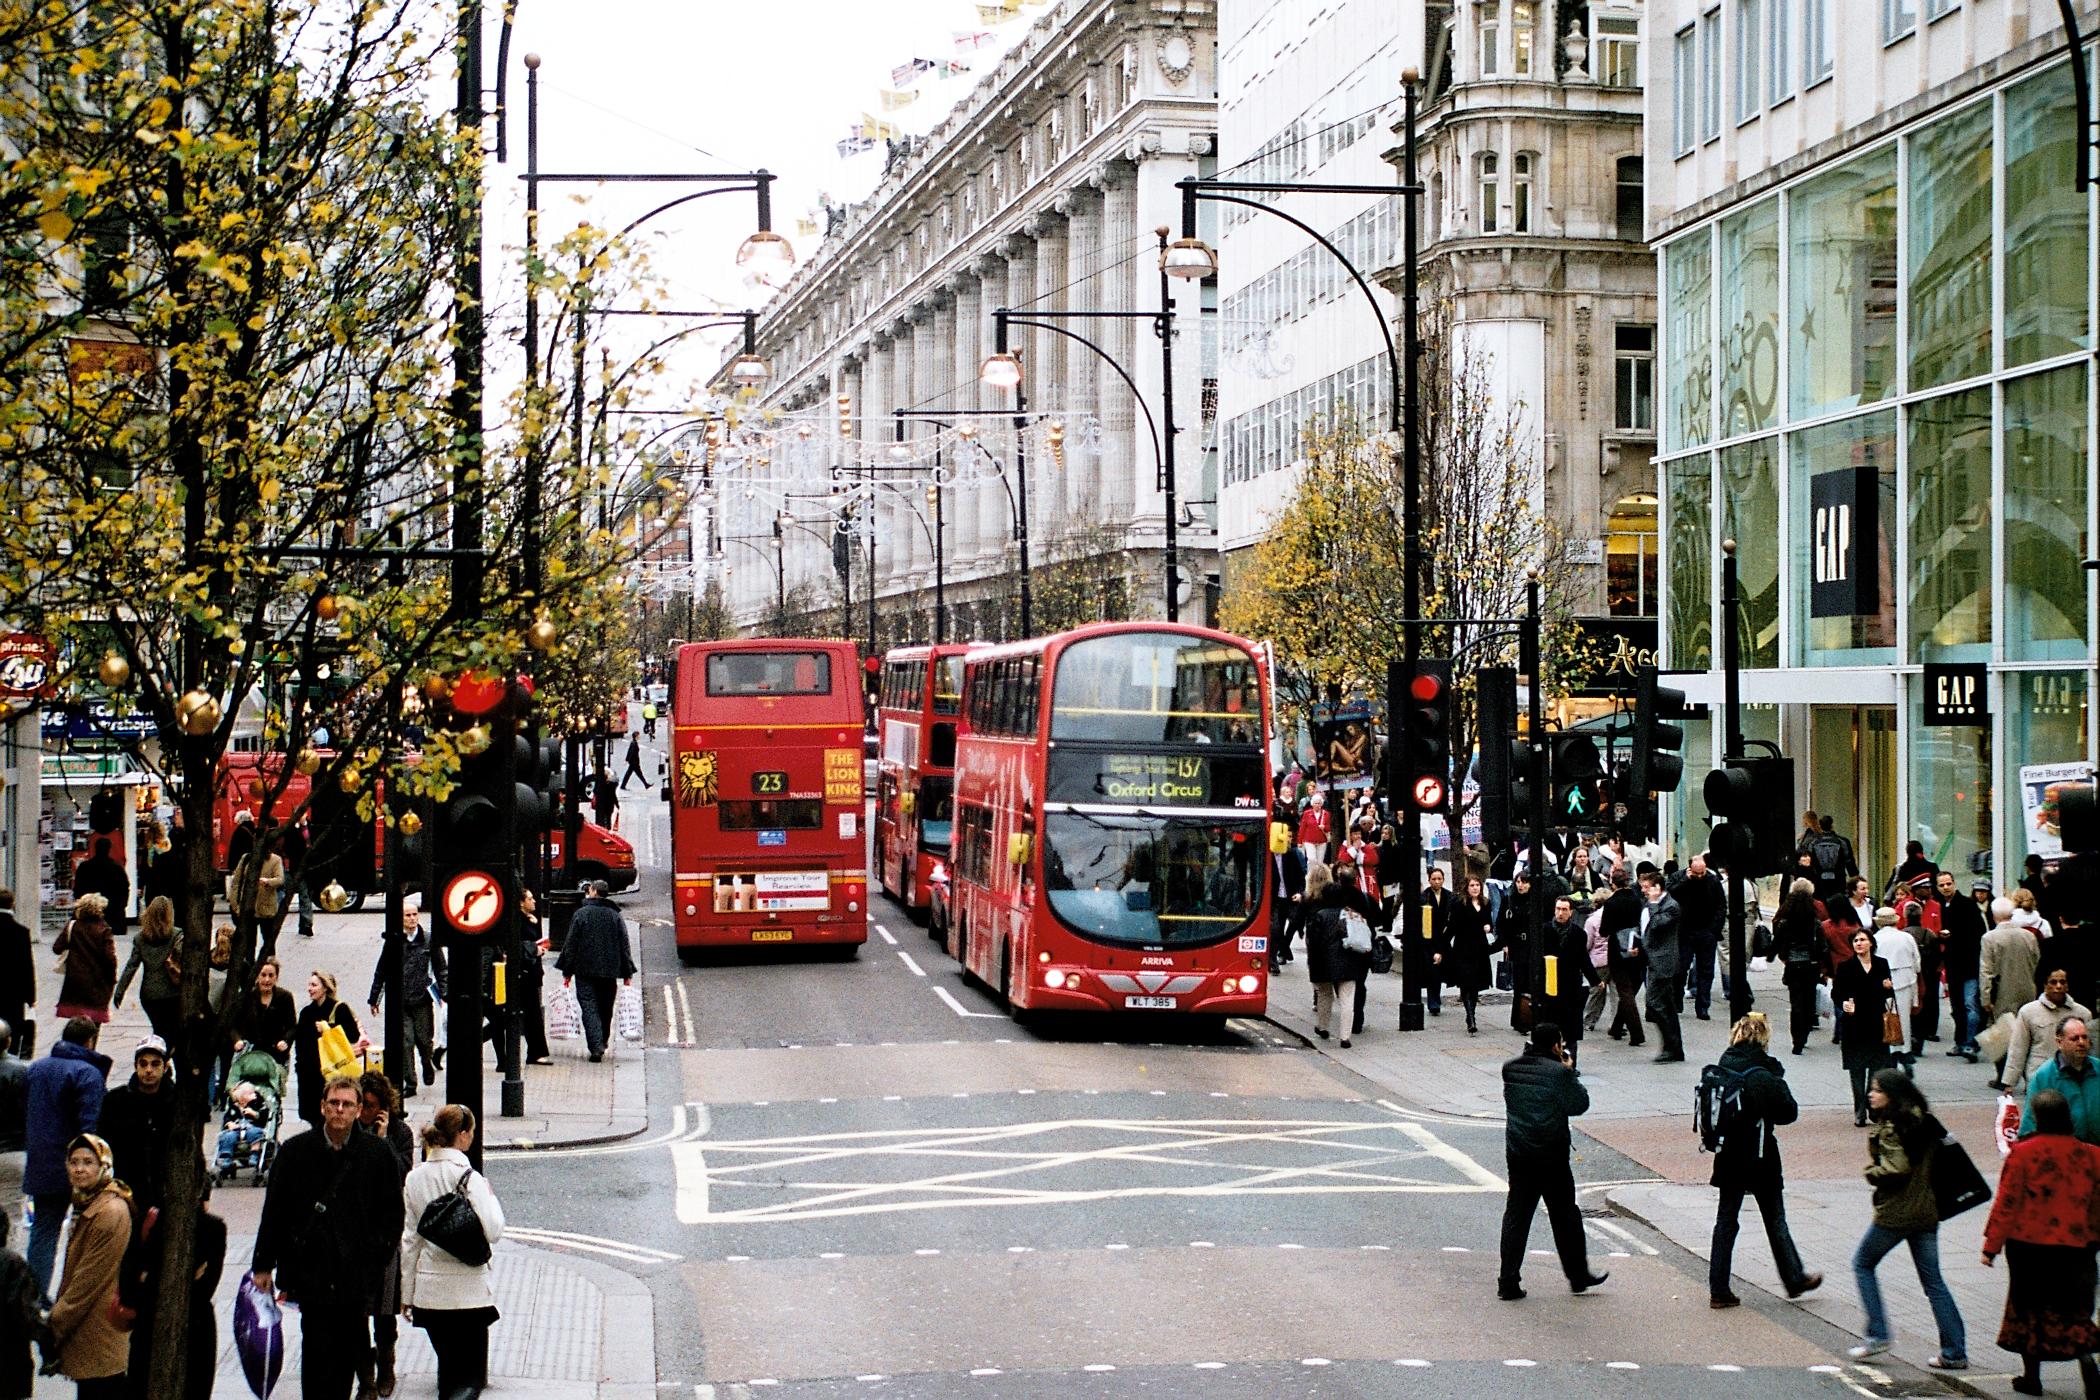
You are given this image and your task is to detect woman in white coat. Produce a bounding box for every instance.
[401,1104,506,1399]
[1873,907,1921,1068]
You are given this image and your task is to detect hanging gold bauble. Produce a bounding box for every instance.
[315,593,342,622]
[397,810,424,837]
[317,881,351,913]
[337,766,362,794]
[294,748,322,775]
[175,690,221,735]
[526,618,558,651]
[97,653,130,687]
[420,674,450,702]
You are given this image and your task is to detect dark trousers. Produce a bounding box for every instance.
[417,1308,492,1398]
[1499,1155,1590,1288]
[1786,972,1820,1052]
[27,1189,68,1301]
[1351,976,1368,1034]
[1711,1176,1809,1298]
[1609,965,1645,1044]
[1914,954,1942,1041]
[1646,973,1684,1057]
[620,759,650,791]
[300,1304,371,1400]
[75,1377,127,1400]
[575,976,617,1057]
[1683,935,1718,1016]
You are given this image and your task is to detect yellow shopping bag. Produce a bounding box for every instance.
[317,1020,358,1079]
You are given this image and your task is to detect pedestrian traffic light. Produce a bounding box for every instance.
[1395,657,1453,813]
[1623,666,1689,842]
[1704,755,1795,877]
[1551,734,1605,827]
[1475,666,1518,847]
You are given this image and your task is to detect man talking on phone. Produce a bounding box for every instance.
[1497,1020,1610,1301]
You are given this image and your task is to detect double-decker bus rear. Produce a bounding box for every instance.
[949,624,1271,1017]
[874,645,974,915]
[670,641,868,959]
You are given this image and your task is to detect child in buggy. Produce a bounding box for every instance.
[214,1048,284,1185]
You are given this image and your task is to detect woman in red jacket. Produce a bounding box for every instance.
[1295,791,1331,870]
[1982,1087,2100,1395]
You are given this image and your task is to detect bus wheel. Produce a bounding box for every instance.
[997,944,1014,1009]
[676,944,706,968]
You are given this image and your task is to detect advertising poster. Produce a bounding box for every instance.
[2019,762,2093,861]
[1311,699,1377,791]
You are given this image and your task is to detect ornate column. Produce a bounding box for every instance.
[949,274,984,569]
[884,323,916,592]
[1057,186,1099,523]
[972,253,1011,574]
[997,234,1038,609]
[1097,162,1139,523]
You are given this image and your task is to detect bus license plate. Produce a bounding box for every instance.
[1124,995,1177,1010]
[750,930,793,942]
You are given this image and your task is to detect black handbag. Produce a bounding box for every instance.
[1929,1126,1992,1221]
[416,1167,492,1266]
[1370,934,1394,975]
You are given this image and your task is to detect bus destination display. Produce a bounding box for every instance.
[1048,750,1264,809]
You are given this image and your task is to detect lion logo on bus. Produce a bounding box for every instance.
[678,750,719,808]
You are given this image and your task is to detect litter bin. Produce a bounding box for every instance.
[545,887,582,953]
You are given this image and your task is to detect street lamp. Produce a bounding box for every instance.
[1161,236,1219,281]
[734,228,796,277]
[727,352,771,390]
[979,352,1023,390]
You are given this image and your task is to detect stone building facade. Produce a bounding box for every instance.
[724,0,1220,644]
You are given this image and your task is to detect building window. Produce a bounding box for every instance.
[1615,324,1656,431]
[2004,365,2090,662]
[1718,198,1780,435]
[1804,0,1833,84]
[1734,0,1761,124]
[1789,148,1898,420]
[1512,1,1535,75]
[2006,64,2090,368]
[1617,156,1645,241]
[1665,455,1714,670]
[1881,0,1915,43]
[1700,8,1722,142]
[1790,410,1897,664]
[1512,152,1535,232]
[1673,26,1697,155]
[1907,385,1993,661]
[1925,0,1958,16]
[1477,2,1500,77]
[1908,101,1993,391]
[1766,0,1793,104]
[1596,13,1640,88]
[1665,234,1714,452]
[1477,151,1499,234]
[1606,493,1660,617]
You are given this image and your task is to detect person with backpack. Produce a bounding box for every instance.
[1809,817,1857,904]
[1773,880,1829,1055]
[1702,1012,1822,1309]
[1850,1069,1969,1370]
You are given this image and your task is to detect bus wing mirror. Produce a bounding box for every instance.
[1007,832,1032,866]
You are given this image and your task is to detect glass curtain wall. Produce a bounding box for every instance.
[2004,66,2089,368]
[2003,365,2089,662]
[1666,237,1714,452]
[1907,103,1994,390]
[1791,411,1897,664]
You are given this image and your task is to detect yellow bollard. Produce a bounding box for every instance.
[1544,954,1559,999]
[492,959,507,1007]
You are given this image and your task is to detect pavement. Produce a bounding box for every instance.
[1262,945,2045,1394]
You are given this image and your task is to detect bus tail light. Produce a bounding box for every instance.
[684,903,698,917]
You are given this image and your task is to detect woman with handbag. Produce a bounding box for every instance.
[401,1104,506,1400]
[1983,1088,2100,1395]
[1301,864,1352,1047]
[1774,880,1830,1055]
[112,896,182,1055]
[293,970,361,1129]
[1851,1069,1968,1370]
[1831,923,1896,1126]
[1448,876,1496,1035]
[51,895,117,1026]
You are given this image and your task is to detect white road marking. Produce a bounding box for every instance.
[1193,1361,1226,1369]
[1395,1359,1432,1367]
[969,1368,1002,1376]
[897,950,927,978]
[506,1227,683,1264]
[1301,1358,1331,1366]
[876,925,898,946]
[1504,1359,1538,1367]
[673,1103,712,1225]
[677,981,697,1042]
[933,985,1004,1019]
[1606,1361,1640,1370]
[1375,1097,1506,1128]
[507,1101,708,1159]
[662,986,679,1045]
[1708,1364,1743,1372]
[1585,1216,1660,1256]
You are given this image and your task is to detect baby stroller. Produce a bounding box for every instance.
[215,1048,286,1187]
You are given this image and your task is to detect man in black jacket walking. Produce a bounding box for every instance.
[251,1074,406,1400]
[0,890,33,1060]
[1705,1011,1822,1308]
[1639,868,1686,1062]
[1672,855,1726,1019]
[92,1036,175,1213]
[1600,870,1646,1047]
[1498,1020,1608,1300]
[556,881,637,1062]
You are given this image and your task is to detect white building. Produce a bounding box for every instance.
[726,0,1222,643]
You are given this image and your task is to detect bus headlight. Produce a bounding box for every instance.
[1044,969,1068,989]
[1235,974,1262,995]
[848,901,859,912]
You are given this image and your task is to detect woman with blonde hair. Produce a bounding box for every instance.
[113,895,182,1052]
[1301,864,1353,1045]
[52,893,118,1025]
[1706,1012,1821,1308]
[401,1104,506,1398]
[292,969,360,1129]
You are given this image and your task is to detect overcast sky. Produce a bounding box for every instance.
[487,1,1042,398]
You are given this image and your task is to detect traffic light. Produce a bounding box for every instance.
[432,670,520,941]
[1395,657,1453,814]
[1475,666,1517,847]
[1704,755,1795,877]
[1551,734,1606,828]
[1622,666,1689,842]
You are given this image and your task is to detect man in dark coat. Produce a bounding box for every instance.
[252,1073,405,1400]
[0,889,34,1060]
[70,835,130,941]
[1421,867,1460,1017]
[23,1017,110,1299]
[1600,869,1646,1047]
[1639,867,1686,1062]
[367,897,446,1091]
[1672,855,1726,1020]
[1497,1020,1607,1300]
[92,1035,176,1213]
[1705,1012,1822,1308]
[1935,869,1987,1058]
[0,1020,26,1154]
[1546,897,1597,1066]
[1269,842,1305,973]
[556,880,636,1062]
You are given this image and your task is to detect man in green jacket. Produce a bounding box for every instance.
[2021,1018,2100,1142]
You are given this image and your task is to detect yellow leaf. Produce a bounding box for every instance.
[37,209,73,241]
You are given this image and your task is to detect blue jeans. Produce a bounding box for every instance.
[1853,1223,1966,1359]
[1946,977,1981,1052]
[1683,935,1718,1015]
[25,1191,67,1303]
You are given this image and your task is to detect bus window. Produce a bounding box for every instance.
[1042,812,1265,947]
[707,651,834,697]
[933,656,965,715]
[1051,632,1260,744]
[718,798,823,830]
[919,775,954,851]
[928,722,957,768]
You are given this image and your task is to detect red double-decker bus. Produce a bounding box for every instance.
[670,640,868,961]
[944,623,1271,1018]
[873,644,978,916]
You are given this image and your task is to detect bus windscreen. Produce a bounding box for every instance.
[706,651,834,697]
[1050,632,1261,745]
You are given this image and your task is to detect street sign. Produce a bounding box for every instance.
[442,869,506,934]
[0,633,53,699]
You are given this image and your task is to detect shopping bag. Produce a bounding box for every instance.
[1815,984,1835,1023]
[1930,1131,1992,1219]
[546,979,583,1041]
[234,1279,284,1398]
[431,983,448,1049]
[316,1021,358,1079]
[1341,911,1373,956]
[1994,1093,2023,1157]
[613,982,644,1042]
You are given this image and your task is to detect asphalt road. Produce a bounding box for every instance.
[493,737,1960,1399]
